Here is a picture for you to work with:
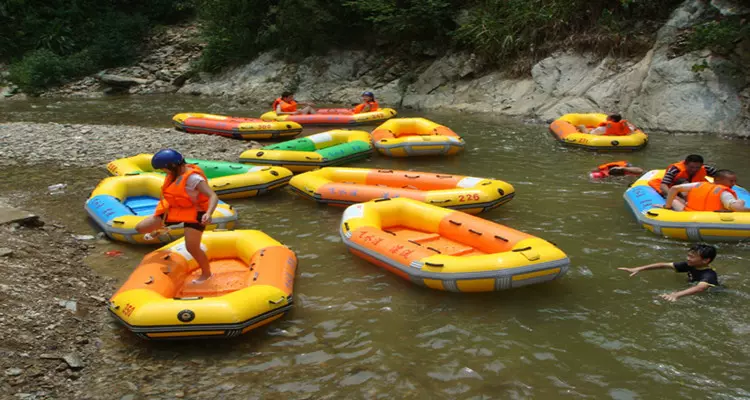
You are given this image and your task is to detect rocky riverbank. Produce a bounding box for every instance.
[0,201,115,399]
[0,122,258,168]
[2,0,749,136]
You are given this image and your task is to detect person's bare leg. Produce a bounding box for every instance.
[623,167,644,175]
[577,125,589,133]
[184,227,211,283]
[302,106,316,114]
[671,197,687,211]
[136,215,164,234]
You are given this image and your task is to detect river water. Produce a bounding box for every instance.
[2,96,750,398]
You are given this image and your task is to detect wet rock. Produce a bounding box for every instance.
[72,234,95,241]
[0,206,39,226]
[5,367,23,376]
[57,300,78,313]
[62,353,84,369]
[0,247,12,257]
[96,73,149,87]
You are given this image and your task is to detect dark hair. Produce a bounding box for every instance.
[685,154,704,164]
[281,91,294,98]
[715,169,736,179]
[689,244,717,263]
[608,114,622,122]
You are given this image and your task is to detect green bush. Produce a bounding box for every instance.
[688,17,748,56]
[7,49,69,93]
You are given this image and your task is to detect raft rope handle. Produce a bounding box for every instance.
[305,156,319,160]
[407,240,422,246]
[144,276,154,284]
[430,199,451,204]
[404,174,420,179]
[494,235,509,242]
[229,165,244,169]
[469,229,483,235]
[425,262,444,267]
[173,296,203,300]
[427,247,441,253]
[497,188,505,196]
[377,170,394,173]
[646,211,659,216]
[383,230,396,235]
[512,246,532,252]
[374,198,392,202]
[435,175,453,179]
[481,181,492,185]
[304,186,315,194]
[344,222,350,231]
[256,151,264,156]
[268,297,286,305]
[212,183,231,188]
[449,220,462,226]
[253,272,259,281]
[113,220,125,225]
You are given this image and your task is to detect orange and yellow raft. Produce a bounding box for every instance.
[340,198,569,292]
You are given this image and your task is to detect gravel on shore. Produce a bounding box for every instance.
[0,122,260,168]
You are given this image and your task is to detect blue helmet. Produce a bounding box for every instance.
[362,91,374,98]
[151,149,184,169]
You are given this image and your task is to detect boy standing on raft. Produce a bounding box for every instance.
[273,91,316,115]
[136,149,219,284]
[618,244,719,302]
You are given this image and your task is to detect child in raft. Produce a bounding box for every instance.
[618,244,719,302]
[590,161,643,179]
[578,114,636,136]
[352,91,379,114]
[136,149,219,284]
[272,91,316,115]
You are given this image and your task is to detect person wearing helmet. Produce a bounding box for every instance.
[352,91,379,114]
[135,149,219,283]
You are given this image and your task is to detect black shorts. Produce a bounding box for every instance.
[608,167,626,176]
[183,212,206,231]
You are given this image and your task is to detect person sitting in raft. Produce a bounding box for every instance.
[352,91,379,114]
[579,114,636,136]
[272,91,316,115]
[618,244,719,302]
[662,169,749,212]
[648,154,718,207]
[590,161,644,179]
[136,149,219,284]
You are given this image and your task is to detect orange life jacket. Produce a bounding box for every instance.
[595,161,630,177]
[272,98,297,112]
[154,164,209,223]
[685,182,737,212]
[353,100,379,114]
[648,161,708,193]
[597,120,631,136]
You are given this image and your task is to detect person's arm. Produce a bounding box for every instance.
[659,167,678,195]
[659,282,710,302]
[623,167,644,175]
[276,104,297,115]
[727,197,750,212]
[196,180,218,224]
[664,184,694,209]
[704,165,718,177]
[618,262,673,276]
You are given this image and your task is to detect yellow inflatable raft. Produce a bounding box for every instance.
[290,167,515,214]
[371,118,465,157]
[260,108,397,126]
[173,113,302,140]
[340,198,569,292]
[109,230,297,339]
[238,130,373,173]
[549,113,648,151]
[624,170,750,241]
[107,154,293,200]
[85,174,238,244]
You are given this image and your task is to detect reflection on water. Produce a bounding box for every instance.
[2,95,750,398]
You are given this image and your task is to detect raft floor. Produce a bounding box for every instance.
[386,226,485,257]
[177,259,251,298]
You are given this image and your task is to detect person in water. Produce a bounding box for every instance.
[272,91,316,115]
[579,114,636,136]
[590,161,643,179]
[648,154,718,207]
[352,91,379,114]
[136,149,219,284]
[618,244,719,302]
[663,169,749,212]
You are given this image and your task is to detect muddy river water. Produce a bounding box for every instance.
[2,96,750,398]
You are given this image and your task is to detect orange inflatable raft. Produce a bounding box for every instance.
[340,198,569,292]
[289,167,515,214]
[371,118,465,157]
[108,230,297,339]
[173,113,302,140]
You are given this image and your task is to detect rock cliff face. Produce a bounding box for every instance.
[178,0,749,136]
